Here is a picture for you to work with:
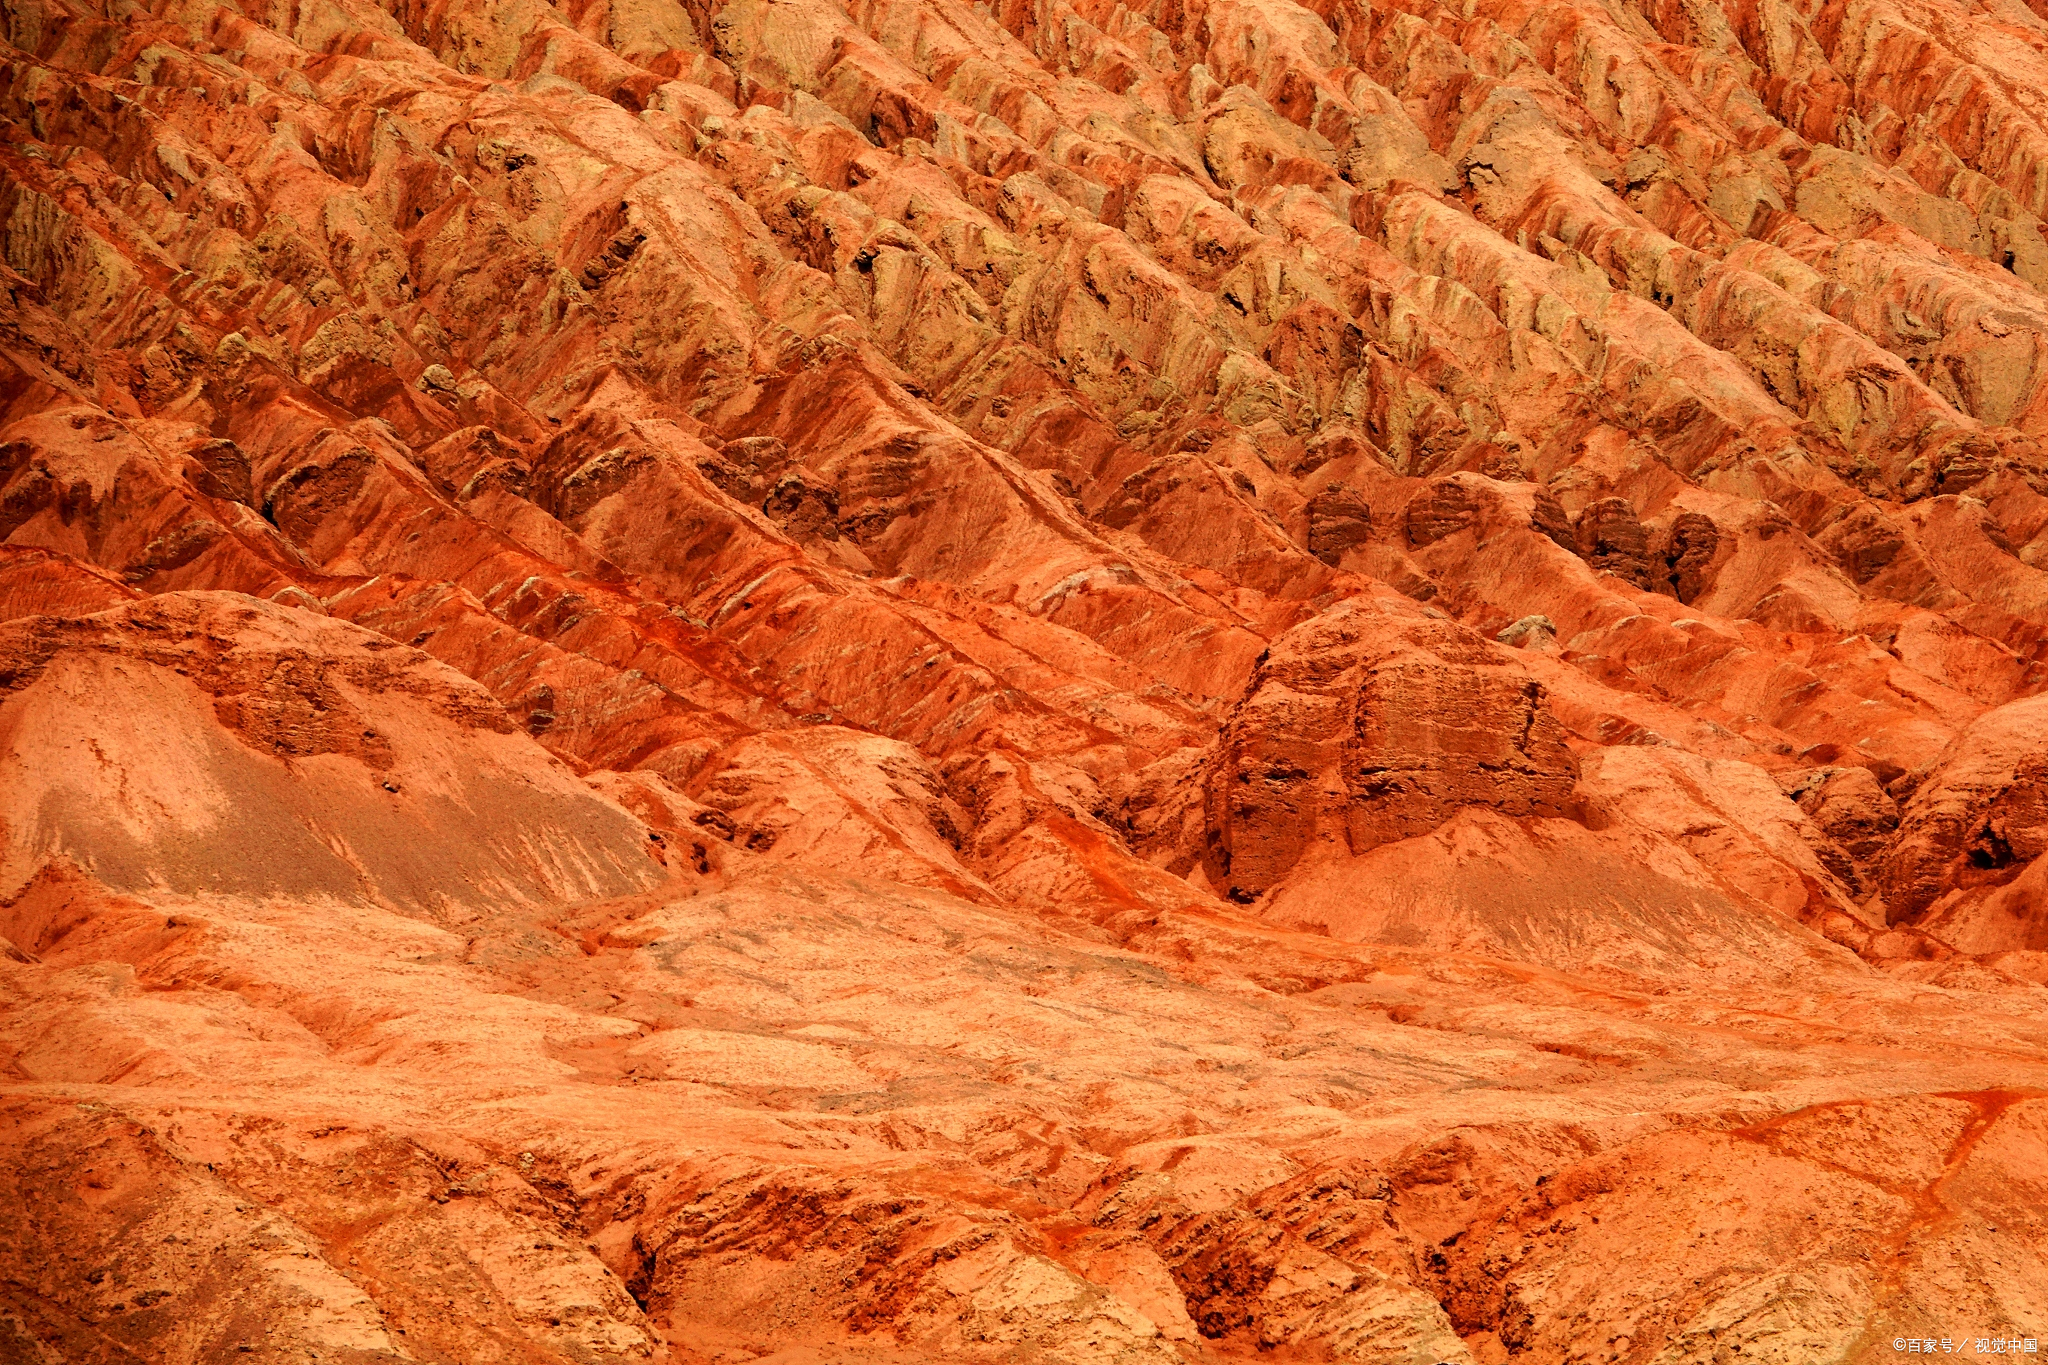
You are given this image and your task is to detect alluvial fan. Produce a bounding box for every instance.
[4,0,2048,1355]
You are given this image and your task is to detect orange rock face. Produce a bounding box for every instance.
[5,0,2048,1352]
[1200,592,1581,901]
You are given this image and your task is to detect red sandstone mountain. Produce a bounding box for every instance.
[4,0,2048,1353]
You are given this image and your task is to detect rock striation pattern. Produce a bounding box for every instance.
[1201,593,1579,900]
[5,0,2048,1352]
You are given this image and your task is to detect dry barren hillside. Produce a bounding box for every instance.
[4,0,2048,1355]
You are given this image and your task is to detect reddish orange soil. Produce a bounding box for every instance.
[4,0,2048,1355]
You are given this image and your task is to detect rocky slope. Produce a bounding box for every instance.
[4,0,2048,1353]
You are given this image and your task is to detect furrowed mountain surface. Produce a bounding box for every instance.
[4,0,2048,1352]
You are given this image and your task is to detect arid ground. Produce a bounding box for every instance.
[4,0,2048,1355]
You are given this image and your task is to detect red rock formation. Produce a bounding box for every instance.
[6,0,2048,1351]
[1199,591,1579,901]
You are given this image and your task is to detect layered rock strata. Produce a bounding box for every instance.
[6,0,2048,1353]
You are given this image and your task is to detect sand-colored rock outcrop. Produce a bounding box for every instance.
[0,592,665,910]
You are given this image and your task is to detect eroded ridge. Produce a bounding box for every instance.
[5,0,2048,1355]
